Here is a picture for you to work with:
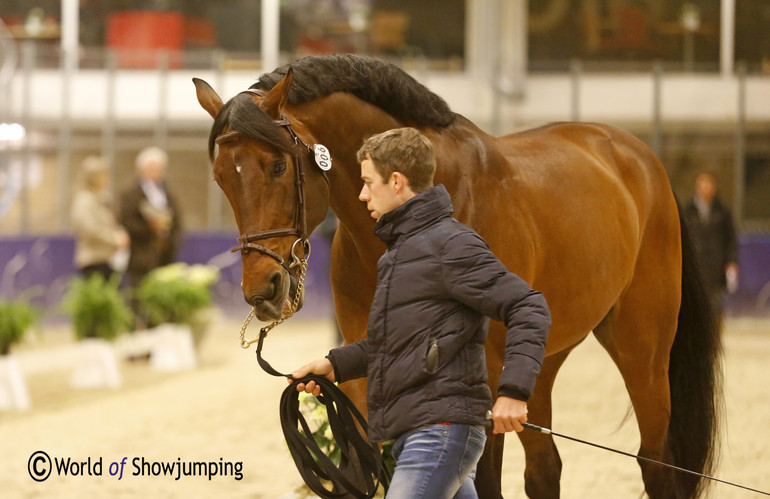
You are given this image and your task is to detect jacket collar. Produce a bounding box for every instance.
[373,184,453,245]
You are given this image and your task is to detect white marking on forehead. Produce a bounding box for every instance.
[236,165,242,173]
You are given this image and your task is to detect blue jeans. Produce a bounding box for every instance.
[387,423,487,499]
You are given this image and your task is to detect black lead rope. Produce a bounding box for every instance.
[256,329,391,498]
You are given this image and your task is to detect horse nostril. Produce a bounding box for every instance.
[246,294,265,307]
[268,271,282,298]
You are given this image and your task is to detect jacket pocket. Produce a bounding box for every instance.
[425,336,439,374]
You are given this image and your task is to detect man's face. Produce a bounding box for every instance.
[696,174,717,204]
[359,158,401,220]
[140,161,165,184]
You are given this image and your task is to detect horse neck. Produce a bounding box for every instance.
[289,94,403,242]
[289,94,500,247]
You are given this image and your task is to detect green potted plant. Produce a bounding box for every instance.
[0,298,38,356]
[136,263,220,347]
[61,274,133,341]
[0,296,38,410]
[60,275,131,389]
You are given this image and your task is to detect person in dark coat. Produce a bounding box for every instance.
[119,147,183,325]
[684,172,739,310]
[292,128,550,498]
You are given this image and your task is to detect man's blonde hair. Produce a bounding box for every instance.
[356,128,435,193]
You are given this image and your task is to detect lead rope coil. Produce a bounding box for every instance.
[255,329,390,498]
[239,253,390,498]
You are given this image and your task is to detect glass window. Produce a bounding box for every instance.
[735,0,770,74]
[1,1,466,72]
[280,0,465,70]
[528,0,720,72]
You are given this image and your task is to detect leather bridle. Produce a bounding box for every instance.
[224,89,330,275]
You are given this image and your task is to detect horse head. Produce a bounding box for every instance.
[194,69,331,321]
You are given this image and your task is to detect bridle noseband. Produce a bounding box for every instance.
[227,89,330,274]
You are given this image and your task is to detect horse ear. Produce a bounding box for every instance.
[193,78,223,119]
[260,67,293,119]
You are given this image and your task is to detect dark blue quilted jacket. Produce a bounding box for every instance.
[327,184,550,442]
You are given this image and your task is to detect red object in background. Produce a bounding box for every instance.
[106,11,184,68]
[184,17,217,48]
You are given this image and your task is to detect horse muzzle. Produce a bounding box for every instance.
[244,268,304,321]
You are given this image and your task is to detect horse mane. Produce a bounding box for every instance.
[253,55,456,128]
[208,55,456,158]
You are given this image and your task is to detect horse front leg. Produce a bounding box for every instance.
[475,431,505,498]
[474,354,567,499]
[476,321,578,499]
[516,347,578,499]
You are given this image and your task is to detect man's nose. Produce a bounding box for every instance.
[359,186,368,202]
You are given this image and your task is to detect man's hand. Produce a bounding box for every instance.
[289,358,335,397]
[490,396,528,433]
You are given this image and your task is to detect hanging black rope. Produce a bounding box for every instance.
[256,328,391,498]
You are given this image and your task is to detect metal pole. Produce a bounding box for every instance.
[19,42,34,235]
[261,0,280,72]
[57,46,74,231]
[720,0,735,77]
[489,0,503,135]
[103,49,117,199]
[155,51,170,150]
[683,32,694,73]
[651,61,662,159]
[733,63,746,228]
[60,0,79,71]
[206,51,227,230]
[570,59,581,122]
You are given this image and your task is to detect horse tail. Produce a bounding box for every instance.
[667,200,723,498]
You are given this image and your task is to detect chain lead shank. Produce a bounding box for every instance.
[240,249,309,349]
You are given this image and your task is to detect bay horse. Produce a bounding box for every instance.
[194,54,721,498]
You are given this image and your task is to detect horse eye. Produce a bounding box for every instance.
[272,161,287,176]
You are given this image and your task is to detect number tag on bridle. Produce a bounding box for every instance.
[313,144,332,171]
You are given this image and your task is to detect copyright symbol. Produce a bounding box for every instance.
[28,451,51,482]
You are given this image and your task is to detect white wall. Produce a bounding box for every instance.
[6,68,770,131]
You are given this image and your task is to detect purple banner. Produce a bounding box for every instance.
[1,233,768,319]
[0,232,335,323]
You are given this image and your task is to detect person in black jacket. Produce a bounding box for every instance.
[119,146,183,327]
[684,172,739,312]
[292,128,550,498]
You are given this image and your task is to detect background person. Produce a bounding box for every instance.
[70,155,129,281]
[292,128,551,498]
[119,146,183,324]
[684,171,739,311]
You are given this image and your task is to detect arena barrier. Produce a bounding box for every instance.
[0,232,765,318]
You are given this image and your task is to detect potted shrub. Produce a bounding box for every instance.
[0,297,38,410]
[136,263,219,347]
[60,274,132,389]
[61,274,133,342]
[0,298,38,356]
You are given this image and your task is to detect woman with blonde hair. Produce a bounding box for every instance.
[70,156,129,280]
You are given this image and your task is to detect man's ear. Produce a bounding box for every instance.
[391,172,404,192]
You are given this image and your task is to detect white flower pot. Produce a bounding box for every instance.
[70,338,122,389]
[0,355,31,411]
